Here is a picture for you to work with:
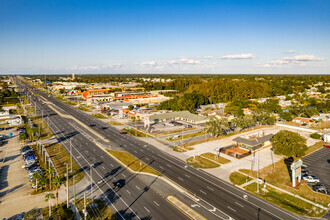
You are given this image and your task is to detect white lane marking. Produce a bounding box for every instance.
[207,186,214,191]
[227,206,236,212]
[145,158,150,161]
[167,164,171,167]
[159,166,164,169]
[110,164,114,167]
[144,207,150,213]
[134,150,137,153]
[102,166,105,169]
[85,150,88,153]
[122,174,126,177]
[153,201,160,206]
[136,186,141,190]
[235,202,244,207]
[185,174,190,178]
[126,190,131,195]
[101,156,104,158]
[200,190,206,195]
[178,177,184,181]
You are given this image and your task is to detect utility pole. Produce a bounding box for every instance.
[73,175,76,207]
[66,163,69,208]
[257,151,260,193]
[48,192,51,217]
[90,165,93,203]
[135,117,137,137]
[181,127,183,146]
[84,192,87,220]
[70,139,73,173]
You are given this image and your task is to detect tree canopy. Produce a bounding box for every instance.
[270,130,308,158]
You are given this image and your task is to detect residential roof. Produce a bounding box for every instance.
[233,133,274,147]
[149,110,209,122]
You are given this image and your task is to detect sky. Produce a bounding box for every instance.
[0,0,329,74]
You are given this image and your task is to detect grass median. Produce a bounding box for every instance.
[186,156,220,169]
[245,183,326,217]
[166,130,207,142]
[107,121,124,126]
[91,113,108,119]
[121,128,150,137]
[106,149,161,176]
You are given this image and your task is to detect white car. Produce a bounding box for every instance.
[303,175,320,183]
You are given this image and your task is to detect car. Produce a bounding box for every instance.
[113,179,126,189]
[24,155,36,162]
[22,150,34,156]
[324,145,330,149]
[89,124,96,127]
[16,212,25,220]
[0,141,3,146]
[120,132,127,135]
[22,161,37,169]
[100,126,107,129]
[29,169,43,176]
[312,184,328,194]
[0,135,6,140]
[301,167,309,174]
[20,146,31,153]
[28,168,42,174]
[17,126,25,131]
[303,175,320,183]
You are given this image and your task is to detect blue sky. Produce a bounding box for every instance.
[0,0,329,74]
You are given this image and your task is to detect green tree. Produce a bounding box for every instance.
[46,166,55,190]
[270,130,308,157]
[52,176,62,206]
[32,172,43,192]
[128,104,134,110]
[207,118,229,137]
[310,133,321,139]
[279,111,293,121]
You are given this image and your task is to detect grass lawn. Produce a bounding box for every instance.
[201,152,231,164]
[44,143,84,186]
[77,105,92,112]
[186,156,220,169]
[166,130,207,142]
[107,121,124,126]
[229,172,252,185]
[106,150,161,176]
[3,96,20,105]
[305,141,326,155]
[122,128,150,137]
[310,121,330,129]
[152,127,195,136]
[91,113,108,119]
[245,183,326,217]
[76,198,117,220]
[240,153,330,207]
[55,95,67,101]
[30,115,53,140]
[41,203,75,219]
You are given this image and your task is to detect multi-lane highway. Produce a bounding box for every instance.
[18,80,188,219]
[16,76,303,220]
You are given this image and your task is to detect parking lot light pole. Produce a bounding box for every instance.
[66,163,69,208]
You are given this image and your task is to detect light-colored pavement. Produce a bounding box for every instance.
[142,125,320,182]
[0,128,67,219]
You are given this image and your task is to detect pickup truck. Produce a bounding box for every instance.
[303,175,320,183]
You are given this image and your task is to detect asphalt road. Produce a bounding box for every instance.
[302,147,330,192]
[16,76,304,220]
[19,83,188,219]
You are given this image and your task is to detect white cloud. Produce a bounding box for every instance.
[140,61,157,66]
[261,54,325,68]
[70,64,122,71]
[285,50,296,54]
[220,53,256,59]
[203,56,213,59]
[179,57,201,64]
[282,55,325,62]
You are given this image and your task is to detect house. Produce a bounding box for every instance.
[322,133,330,143]
[149,111,209,124]
[292,117,313,125]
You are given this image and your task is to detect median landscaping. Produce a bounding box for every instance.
[106,150,161,176]
[91,113,108,119]
[76,198,116,220]
[200,152,230,164]
[121,128,150,137]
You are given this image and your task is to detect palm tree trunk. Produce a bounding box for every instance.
[56,188,58,206]
[36,179,38,193]
[49,175,51,190]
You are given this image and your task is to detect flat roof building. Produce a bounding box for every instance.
[149,110,209,124]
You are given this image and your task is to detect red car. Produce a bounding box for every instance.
[324,145,330,149]
[120,132,127,135]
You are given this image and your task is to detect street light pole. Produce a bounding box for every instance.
[70,139,73,173]
[66,163,69,208]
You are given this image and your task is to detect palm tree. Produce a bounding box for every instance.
[52,176,62,206]
[46,166,55,189]
[45,193,55,217]
[32,172,42,192]
[39,177,47,191]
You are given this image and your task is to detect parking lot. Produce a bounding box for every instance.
[302,146,330,194]
[0,127,49,219]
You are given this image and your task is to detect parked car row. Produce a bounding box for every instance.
[20,146,43,186]
[301,165,328,194]
[164,121,193,128]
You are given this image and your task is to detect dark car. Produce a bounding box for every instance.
[301,167,309,174]
[113,179,126,189]
[89,124,96,127]
[17,126,25,131]
[100,126,107,130]
[20,146,31,153]
[312,184,328,194]
[0,141,3,146]
[0,135,6,140]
